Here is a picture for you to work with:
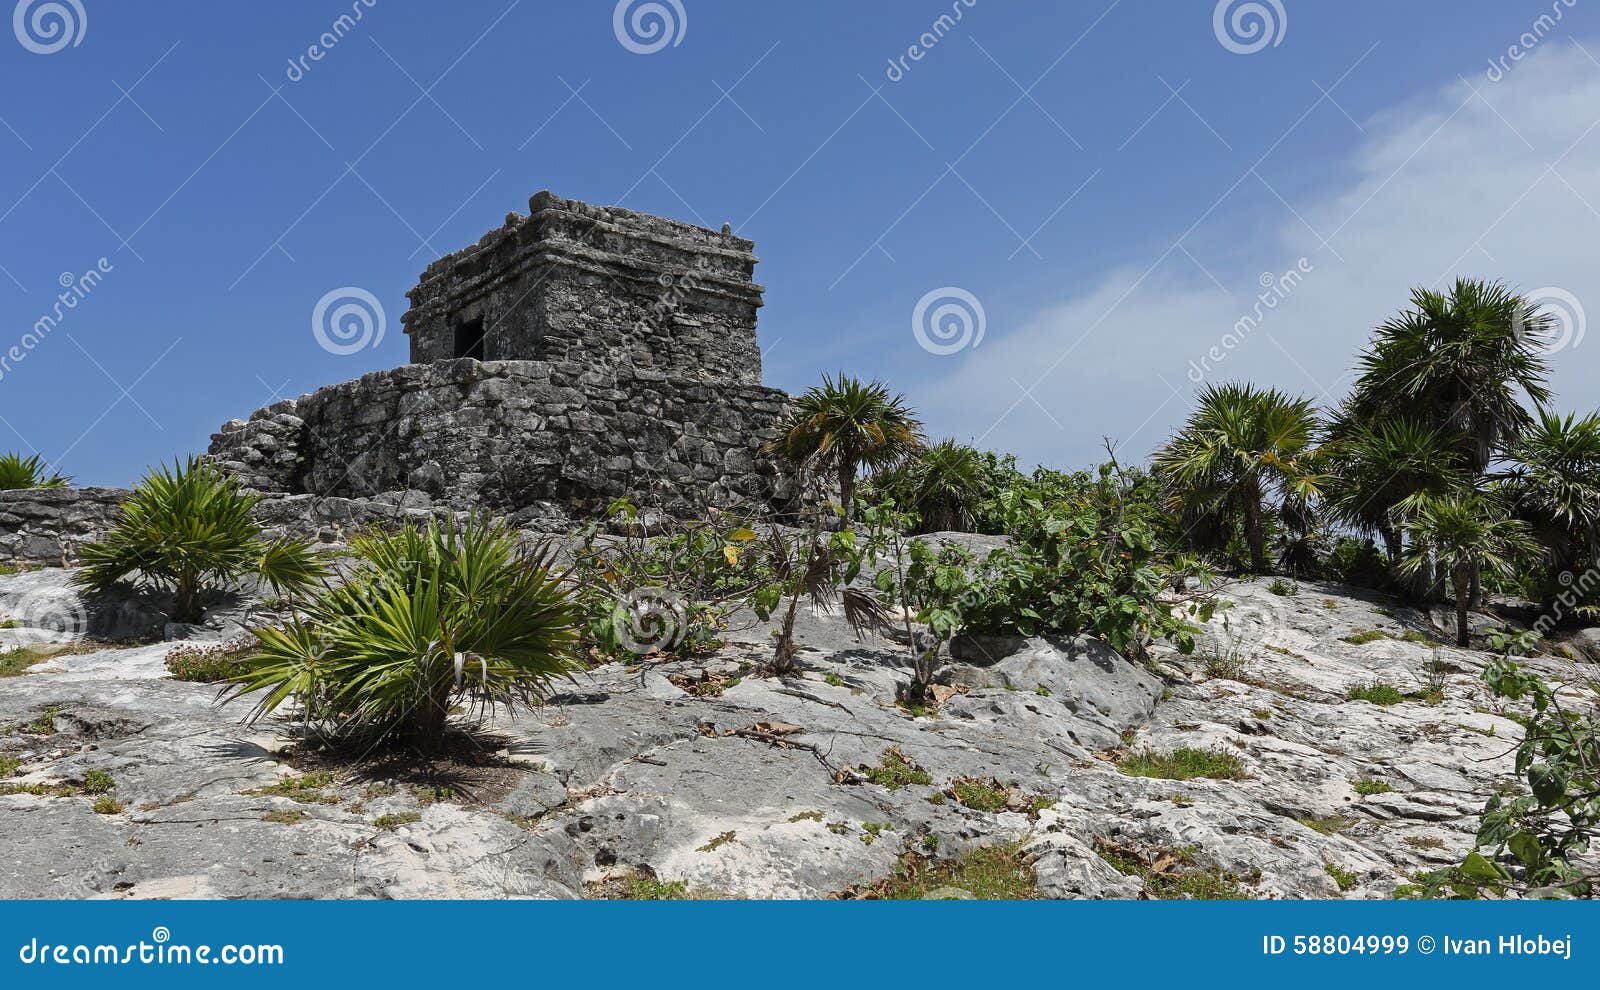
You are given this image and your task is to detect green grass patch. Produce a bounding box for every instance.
[248,772,340,804]
[373,811,422,831]
[1095,840,1250,900]
[858,747,933,790]
[1346,681,1406,706]
[1266,579,1298,597]
[697,830,736,853]
[263,809,308,825]
[1298,815,1355,835]
[1117,747,1245,781]
[787,810,824,823]
[92,796,124,815]
[81,769,114,795]
[859,845,1037,900]
[1341,629,1392,645]
[823,673,845,687]
[1353,778,1393,796]
[948,777,1011,812]
[0,755,20,777]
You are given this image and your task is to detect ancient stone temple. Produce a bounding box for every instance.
[208,192,796,523]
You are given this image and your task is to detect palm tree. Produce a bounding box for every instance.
[767,374,923,518]
[1400,494,1539,647]
[1155,382,1322,574]
[1347,279,1552,477]
[875,438,989,533]
[227,516,582,751]
[1320,415,1466,563]
[77,458,327,623]
[1500,410,1600,606]
[0,452,67,490]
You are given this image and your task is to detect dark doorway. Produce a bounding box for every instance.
[453,318,486,360]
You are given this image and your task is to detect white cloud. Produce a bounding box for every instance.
[915,40,1600,470]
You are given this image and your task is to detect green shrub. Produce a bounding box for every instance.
[567,499,763,660]
[1346,681,1406,706]
[1266,578,1298,596]
[0,453,67,490]
[92,796,124,815]
[961,460,1216,655]
[81,770,114,794]
[226,516,583,751]
[1117,747,1245,781]
[1354,778,1393,796]
[77,458,327,622]
[948,777,1011,812]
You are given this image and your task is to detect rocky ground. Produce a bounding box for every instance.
[1,561,1595,900]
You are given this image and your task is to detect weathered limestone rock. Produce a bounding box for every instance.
[4,567,1589,900]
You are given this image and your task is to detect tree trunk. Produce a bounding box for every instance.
[1469,558,1484,608]
[1380,525,1401,566]
[1243,483,1267,574]
[1452,566,1472,648]
[838,463,856,519]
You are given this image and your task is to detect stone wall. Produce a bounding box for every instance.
[401,191,765,386]
[0,487,128,565]
[209,359,797,520]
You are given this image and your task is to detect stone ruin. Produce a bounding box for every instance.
[206,191,798,525]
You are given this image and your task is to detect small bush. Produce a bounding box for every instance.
[81,770,114,795]
[625,876,691,900]
[1117,747,1244,781]
[1346,681,1406,706]
[1200,640,1254,681]
[1266,579,1298,597]
[0,756,20,777]
[1325,863,1359,891]
[92,796,124,815]
[1353,778,1393,796]
[165,639,255,683]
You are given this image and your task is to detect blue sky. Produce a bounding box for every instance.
[2,0,1598,485]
